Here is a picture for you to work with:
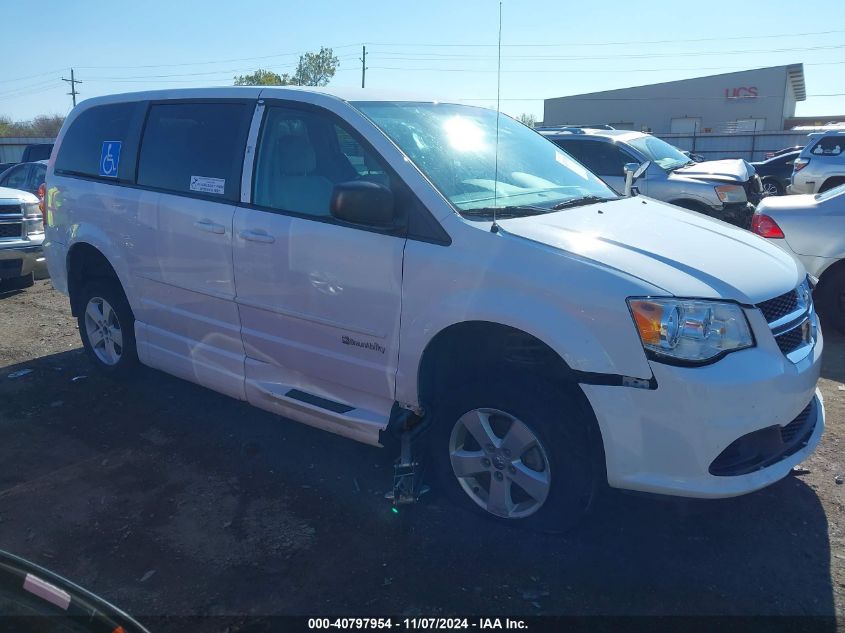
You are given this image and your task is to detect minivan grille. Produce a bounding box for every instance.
[776,326,805,355]
[758,289,798,323]
[0,223,22,239]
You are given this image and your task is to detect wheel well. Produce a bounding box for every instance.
[816,258,845,297]
[819,176,845,193]
[66,243,119,316]
[416,321,606,474]
[418,321,576,407]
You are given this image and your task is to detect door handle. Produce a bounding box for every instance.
[239,229,275,244]
[194,219,226,234]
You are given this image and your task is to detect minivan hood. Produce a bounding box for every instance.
[498,196,803,304]
[669,159,754,183]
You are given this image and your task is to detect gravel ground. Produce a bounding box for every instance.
[0,280,843,627]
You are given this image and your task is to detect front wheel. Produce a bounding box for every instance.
[427,378,601,533]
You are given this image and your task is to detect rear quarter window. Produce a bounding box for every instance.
[811,137,843,157]
[137,102,251,202]
[54,102,145,180]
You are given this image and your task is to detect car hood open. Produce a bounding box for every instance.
[669,159,754,183]
[497,196,803,304]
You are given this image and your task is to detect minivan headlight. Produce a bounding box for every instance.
[627,298,754,363]
[714,184,747,204]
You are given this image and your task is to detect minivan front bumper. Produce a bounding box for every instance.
[580,312,823,499]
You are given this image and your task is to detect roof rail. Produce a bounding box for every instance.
[535,126,586,134]
[535,124,616,133]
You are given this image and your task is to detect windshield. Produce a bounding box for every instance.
[816,182,845,202]
[626,134,691,171]
[353,102,616,214]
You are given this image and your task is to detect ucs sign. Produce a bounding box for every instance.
[725,87,758,100]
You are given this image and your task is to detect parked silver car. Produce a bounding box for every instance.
[789,130,845,194]
[0,186,45,289]
[540,127,762,228]
[753,183,845,331]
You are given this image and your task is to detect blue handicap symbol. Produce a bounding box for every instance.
[99,141,122,177]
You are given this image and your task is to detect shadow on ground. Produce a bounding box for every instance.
[0,348,836,626]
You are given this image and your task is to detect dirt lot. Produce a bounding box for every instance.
[0,280,843,627]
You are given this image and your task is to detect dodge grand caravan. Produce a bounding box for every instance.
[44,87,823,531]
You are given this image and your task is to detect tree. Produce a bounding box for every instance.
[0,114,65,137]
[517,113,537,128]
[234,69,291,86]
[234,47,340,89]
[293,47,339,87]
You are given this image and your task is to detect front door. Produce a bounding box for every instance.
[233,103,406,441]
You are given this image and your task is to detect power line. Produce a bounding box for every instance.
[367,43,845,65]
[72,43,362,71]
[4,27,842,83]
[366,28,845,48]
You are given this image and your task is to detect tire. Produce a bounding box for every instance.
[426,377,601,533]
[817,267,845,334]
[76,279,138,377]
[760,179,784,197]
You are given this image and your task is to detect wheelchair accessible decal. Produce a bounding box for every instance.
[99,141,121,178]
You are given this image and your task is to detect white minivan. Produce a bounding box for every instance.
[44,87,823,531]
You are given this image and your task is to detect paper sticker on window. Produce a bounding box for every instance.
[190,176,225,195]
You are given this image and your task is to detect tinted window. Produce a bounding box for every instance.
[253,106,391,217]
[137,102,250,202]
[811,136,843,156]
[0,164,29,190]
[55,102,144,179]
[554,139,633,176]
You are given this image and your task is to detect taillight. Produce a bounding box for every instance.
[37,183,46,219]
[751,213,785,239]
[793,158,809,173]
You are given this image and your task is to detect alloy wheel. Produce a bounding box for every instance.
[448,408,551,519]
[84,296,124,366]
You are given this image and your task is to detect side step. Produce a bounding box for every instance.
[247,380,387,446]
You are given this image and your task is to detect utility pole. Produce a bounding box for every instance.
[62,69,81,107]
[360,45,367,89]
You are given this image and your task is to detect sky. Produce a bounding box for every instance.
[2,0,844,123]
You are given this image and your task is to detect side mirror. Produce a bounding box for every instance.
[623,161,651,196]
[330,181,395,229]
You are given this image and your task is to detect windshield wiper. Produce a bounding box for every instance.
[550,195,615,210]
[460,205,550,219]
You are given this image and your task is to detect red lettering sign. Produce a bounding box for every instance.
[725,87,758,99]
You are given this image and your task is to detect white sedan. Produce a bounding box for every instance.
[753,183,845,331]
